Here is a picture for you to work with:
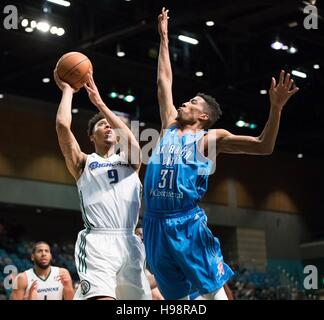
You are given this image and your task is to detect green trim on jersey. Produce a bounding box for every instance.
[78,229,90,273]
[32,267,52,282]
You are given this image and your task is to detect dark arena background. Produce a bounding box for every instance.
[0,0,324,301]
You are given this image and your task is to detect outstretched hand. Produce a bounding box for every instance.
[269,70,299,111]
[53,69,79,93]
[84,73,104,107]
[158,7,169,38]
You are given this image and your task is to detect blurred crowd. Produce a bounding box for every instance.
[0,221,318,300]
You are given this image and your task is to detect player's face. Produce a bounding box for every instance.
[32,244,52,269]
[93,118,117,145]
[176,96,207,125]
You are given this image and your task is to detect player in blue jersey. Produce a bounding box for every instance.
[142,7,299,300]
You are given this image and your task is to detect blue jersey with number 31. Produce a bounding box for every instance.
[144,125,213,212]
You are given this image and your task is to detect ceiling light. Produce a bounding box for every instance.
[195,71,204,77]
[50,26,58,34]
[178,35,199,45]
[297,153,303,159]
[46,0,71,7]
[116,44,125,57]
[109,92,118,99]
[236,120,245,128]
[271,40,283,50]
[260,90,267,95]
[313,64,320,69]
[206,21,215,27]
[288,46,298,54]
[72,108,79,114]
[21,19,29,27]
[288,21,298,28]
[56,28,65,36]
[292,70,307,78]
[37,21,50,32]
[117,51,126,57]
[30,20,37,28]
[25,27,33,33]
[0,94,4,99]
[42,77,50,83]
[281,45,289,50]
[124,95,135,103]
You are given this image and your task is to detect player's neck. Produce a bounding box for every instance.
[34,266,51,279]
[95,144,115,159]
[178,122,204,135]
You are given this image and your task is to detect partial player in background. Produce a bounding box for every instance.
[10,241,74,300]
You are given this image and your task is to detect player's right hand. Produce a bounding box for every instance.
[53,69,79,93]
[28,280,38,300]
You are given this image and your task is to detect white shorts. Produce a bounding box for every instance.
[73,228,152,300]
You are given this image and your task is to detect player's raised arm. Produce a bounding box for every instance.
[84,74,141,172]
[157,7,177,129]
[214,70,299,155]
[54,70,87,180]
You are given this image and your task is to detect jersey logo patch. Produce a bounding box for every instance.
[217,261,225,277]
[80,280,91,295]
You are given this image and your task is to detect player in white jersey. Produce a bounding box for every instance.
[54,70,151,300]
[10,242,74,300]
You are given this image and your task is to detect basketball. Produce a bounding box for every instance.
[56,52,93,89]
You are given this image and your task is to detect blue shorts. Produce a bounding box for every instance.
[143,206,234,300]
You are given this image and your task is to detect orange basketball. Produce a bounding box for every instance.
[56,52,92,89]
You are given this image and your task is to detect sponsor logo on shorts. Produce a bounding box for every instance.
[217,261,225,277]
[80,280,91,295]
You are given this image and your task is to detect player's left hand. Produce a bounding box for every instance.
[84,73,104,107]
[56,270,72,288]
[269,70,299,111]
[158,7,169,38]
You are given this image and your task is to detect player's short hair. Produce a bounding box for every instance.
[87,112,105,137]
[32,241,51,254]
[197,93,222,129]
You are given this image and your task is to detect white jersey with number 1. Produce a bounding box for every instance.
[25,266,63,300]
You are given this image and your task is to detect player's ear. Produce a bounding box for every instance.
[31,254,34,262]
[89,134,95,144]
[199,113,209,121]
